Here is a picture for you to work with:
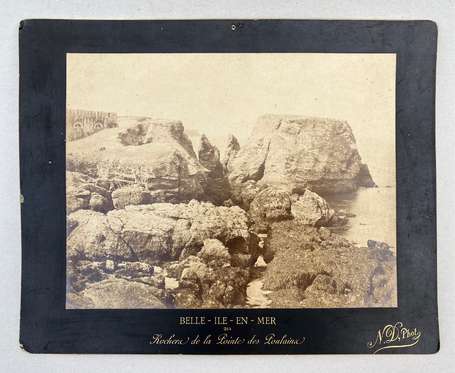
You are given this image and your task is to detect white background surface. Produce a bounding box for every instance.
[1,1,453,372]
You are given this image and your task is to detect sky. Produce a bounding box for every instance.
[67,53,396,186]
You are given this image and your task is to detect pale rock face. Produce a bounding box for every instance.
[228,115,375,195]
[67,210,132,259]
[66,118,208,203]
[291,190,335,226]
[74,278,165,309]
[117,119,196,158]
[222,134,240,170]
[67,201,251,263]
[248,186,335,229]
[197,238,231,264]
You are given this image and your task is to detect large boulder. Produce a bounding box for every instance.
[247,186,335,230]
[67,200,251,263]
[228,115,376,195]
[249,187,292,228]
[171,239,250,308]
[291,189,335,226]
[66,171,113,214]
[197,238,231,264]
[68,278,165,309]
[197,135,231,204]
[111,184,151,209]
[262,221,396,308]
[66,118,208,203]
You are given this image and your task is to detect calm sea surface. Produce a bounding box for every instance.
[325,186,396,250]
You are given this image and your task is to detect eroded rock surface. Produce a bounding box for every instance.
[65,114,393,310]
[291,189,335,226]
[222,134,240,170]
[67,201,251,263]
[249,187,292,230]
[67,118,208,203]
[68,278,165,309]
[111,185,151,209]
[247,186,337,230]
[228,115,376,195]
[66,171,113,214]
[66,200,252,309]
[171,239,250,308]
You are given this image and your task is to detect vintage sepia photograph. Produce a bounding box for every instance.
[65,53,397,309]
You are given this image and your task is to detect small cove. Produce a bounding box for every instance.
[245,186,396,308]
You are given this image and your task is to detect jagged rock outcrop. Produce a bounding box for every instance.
[66,171,113,214]
[117,119,197,158]
[222,134,240,170]
[262,221,396,308]
[66,118,208,204]
[171,239,250,308]
[228,115,376,195]
[67,200,251,263]
[357,164,377,188]
[197,135,231,204]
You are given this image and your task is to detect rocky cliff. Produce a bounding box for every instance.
[65,113,394,310]
[66,200,255,309]
[67,118,208,204]
[228,115,376,195]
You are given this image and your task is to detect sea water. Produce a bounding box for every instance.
[325,186,396,250]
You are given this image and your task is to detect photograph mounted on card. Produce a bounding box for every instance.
[19,19,438,353]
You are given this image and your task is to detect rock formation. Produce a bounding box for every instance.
[111,185,151,209]
[247,185,337,230]
[291,190,335,226]
[170,239,250,308]
[67,278,165,309]
[66,118,208,204]
[65,112,394,310]
[228,115,376,195]
[67,171,113,214]
[222,134,240,170]
[66,200,254,308]
[262,221,396,308]
[249,187,292,230]
[67,200,251,263]
[197,135,231,204]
